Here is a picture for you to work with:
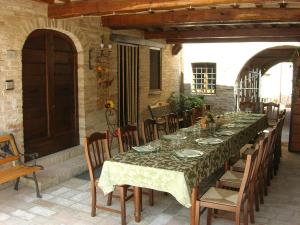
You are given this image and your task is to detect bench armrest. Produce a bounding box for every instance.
[19,153,44,169]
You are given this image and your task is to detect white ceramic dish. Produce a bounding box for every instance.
[175,149,204,158]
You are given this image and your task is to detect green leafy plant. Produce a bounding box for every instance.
[168,92,205,113]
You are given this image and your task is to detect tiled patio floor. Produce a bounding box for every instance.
[0,143,299,225]
[0,111,298,225]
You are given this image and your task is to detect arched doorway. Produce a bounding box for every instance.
[235,45,298,111]
[22,29,79,159]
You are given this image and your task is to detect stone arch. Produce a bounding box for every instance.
[236,44,300,84]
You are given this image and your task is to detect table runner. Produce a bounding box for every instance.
[99,113,267,207]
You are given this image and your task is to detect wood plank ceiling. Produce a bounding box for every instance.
[34,0,300,44]
[34,0,300,63]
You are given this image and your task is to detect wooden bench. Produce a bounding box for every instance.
[0,134,42,197]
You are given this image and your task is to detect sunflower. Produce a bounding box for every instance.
[105,100,114,109]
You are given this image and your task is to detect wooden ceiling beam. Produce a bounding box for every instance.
[166,36,300,43]
[102,8,300,29]
[48,0,285,18]
[33,0,54,3]
[145,27,300,39]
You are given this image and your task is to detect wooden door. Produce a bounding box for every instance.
[22,29,79,158]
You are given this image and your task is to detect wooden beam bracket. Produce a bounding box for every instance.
[172,44,182,55]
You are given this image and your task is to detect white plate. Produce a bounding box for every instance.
[206,138,223,144]
[163,134,187,140]
[217,131,235,136]
[196,138,223,145]
[224,124,244,128]
[132,146,156,153]
[175,149,204,158]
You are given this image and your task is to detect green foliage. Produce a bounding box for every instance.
[168,92,205,113]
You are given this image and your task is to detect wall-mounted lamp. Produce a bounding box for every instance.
[100,40,112,57]
[89,35,113,70]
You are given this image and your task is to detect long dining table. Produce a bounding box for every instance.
[99,113,268,225]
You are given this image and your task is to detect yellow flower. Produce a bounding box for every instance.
[105,100,114,109]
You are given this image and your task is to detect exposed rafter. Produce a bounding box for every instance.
[102,8,300,29]
[145,27,300,40]
[47,0,286,18]
[166,36,300,43]
[33,0,54,3]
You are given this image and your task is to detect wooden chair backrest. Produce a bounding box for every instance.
[262,126,277,169]
[84,132,110,182]
[183,110,192,127]
[117,125,140,153]
[142,119,158,144]
[276,115,285,146]
[148,101,171,119]
[0,134,20,165]
[191,107,203,125]
[279,109,286,119]
[239,101,256,112]
[263,102,280,121]
[237,149,258,208]
[251,135,268,184]
[167,113,179,133]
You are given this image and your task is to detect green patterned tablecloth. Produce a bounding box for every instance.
[99,113,267,207]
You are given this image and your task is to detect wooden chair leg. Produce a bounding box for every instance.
[207,208,212,225]
[195,201,200,225]
[149,189,154,206]
[254,186,260,212]
[243,200,249,225]
[264,177,268,196]
[235,209,241,225]
[91,186,96,217]
[119,186,127,225]
[14,177,20,191]
[259,183,264,204]
[106,192,113,206]
[249,195,255,224]
[32,172,41,198]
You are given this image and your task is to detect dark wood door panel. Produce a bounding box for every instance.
[23,29,79,159]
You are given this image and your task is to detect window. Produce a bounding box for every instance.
[150,48,161,90]
[191,63,216,94]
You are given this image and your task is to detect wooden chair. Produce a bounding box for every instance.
[84,132,132,225]
[183,109,192,128]
[167,113,179,133]
[195,151,258,225]
[116,125,154,206]
[239,101,256,113]
[263,102,280,126]
[218,135,267,222]
[141,119,158,144]
[234,126,278,206]
[117,125,140,153]
[148,101,170,134]
[191,107,204,125]
[0,134,42,198]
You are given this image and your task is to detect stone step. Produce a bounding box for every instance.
[35,145,84,168]
[21,153,88,191]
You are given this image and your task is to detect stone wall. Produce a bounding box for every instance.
[0,0,183,152]
[184,84,235,112]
